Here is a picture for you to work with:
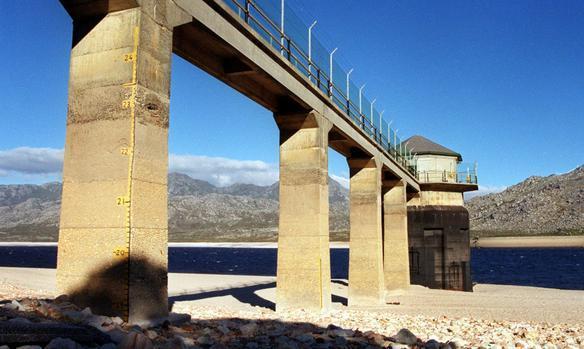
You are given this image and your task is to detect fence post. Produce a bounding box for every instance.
[244,0,250,23]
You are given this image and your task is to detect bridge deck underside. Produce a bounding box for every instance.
[171,0,419,191]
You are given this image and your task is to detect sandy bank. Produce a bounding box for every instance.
[475,235,584,248]
[1,266,583,325]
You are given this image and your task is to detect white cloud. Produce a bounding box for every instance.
[0,147,355,188]
[0,147,280,187]
[169,154,278,186]
[0,147,64,176]
[465,185,507,200]
[330,174,349,188]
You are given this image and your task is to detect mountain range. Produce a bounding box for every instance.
[0,166,582,241]
[466,165,583,237]
[0,173,349,242]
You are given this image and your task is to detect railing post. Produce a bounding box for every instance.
[244,0,250,23]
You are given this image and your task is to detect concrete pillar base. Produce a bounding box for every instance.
[383,179,410,295]
[275,111,332,312]
[347,156,384,306]
[57,3,178,323]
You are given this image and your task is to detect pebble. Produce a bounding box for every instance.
[240,322,258,337]
[118,331,154,349]
[106,327,128,343]
[156,337,181,349]
[112,316,124,325]
[394,328,419,345]
[63,310,85,323]
[390,344,409,349]
[217,324,230,335]
[425,339,441,349]
[334,336,348,346]
[0,292,582,349]
[86,314,113,329]
[145,329,158,340]
[4,299,22,310]
[197,334,214,345]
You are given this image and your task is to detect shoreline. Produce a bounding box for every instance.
[0,241,350,249]
[2,236,584,248]
[474,235,584,248]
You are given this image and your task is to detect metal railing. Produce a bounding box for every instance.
[416,169,478,185]
[222,0,415,176]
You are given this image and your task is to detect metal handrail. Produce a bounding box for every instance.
[416,170,478,185]
[224,0,415,177]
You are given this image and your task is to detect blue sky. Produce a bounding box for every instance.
[0,0,582,194]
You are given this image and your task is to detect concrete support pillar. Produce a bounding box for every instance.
[382,179,410,294]
[275,111,332,311]
[56,2,186,323]
[347,156,384,306]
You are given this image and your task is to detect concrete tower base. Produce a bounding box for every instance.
[56,2,185,323]
[383,179,410,293]
[347,157,384,306]
[274,111,332,312]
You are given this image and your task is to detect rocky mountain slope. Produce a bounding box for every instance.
[466,166,584,236]
[2,166,582,241]
[0,173,349,242]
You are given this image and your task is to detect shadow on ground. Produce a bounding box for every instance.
[169,282,277,310]
[0,252,414,348]
[168,282,349,310]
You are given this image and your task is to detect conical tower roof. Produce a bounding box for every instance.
[403,135,462,161]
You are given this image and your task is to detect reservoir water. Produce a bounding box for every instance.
[0,246,582,290]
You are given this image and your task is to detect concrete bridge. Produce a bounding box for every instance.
[56,0,472,323]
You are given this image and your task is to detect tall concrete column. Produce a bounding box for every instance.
[347,156,384,306]
[57,2,188,323]
[382,179,410,294]
[275,111,332,311]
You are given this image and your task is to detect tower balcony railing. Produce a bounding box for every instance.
[415,166,478,185]
[221,0,415,176]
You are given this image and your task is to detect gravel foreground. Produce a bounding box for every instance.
[1,282,583,349]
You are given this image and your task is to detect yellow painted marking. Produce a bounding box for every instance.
[114,25,140,321]
[123,53,136,62]
[122,99,134,109]
[113,247,129,258]
[319,257,323,309]
[116,196,130,206]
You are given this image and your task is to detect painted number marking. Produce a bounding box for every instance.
[122,99,134,109]
[123,53,135,62]
[116,196,130,206]
[113,247,129,259]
